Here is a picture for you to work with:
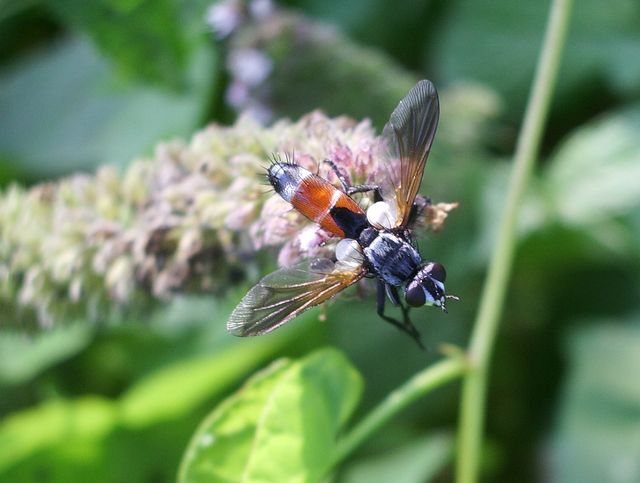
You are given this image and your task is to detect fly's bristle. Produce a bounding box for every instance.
[266,152,281,166]
[256,163,272,185]
[266,150,298,169]
[284,150,298,165]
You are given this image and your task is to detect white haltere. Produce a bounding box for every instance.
[366,201,398,230]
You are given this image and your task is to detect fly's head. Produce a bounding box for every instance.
[404,262,458,312]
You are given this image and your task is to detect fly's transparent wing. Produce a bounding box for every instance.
[227,258,366,336]
[378,80,440,227]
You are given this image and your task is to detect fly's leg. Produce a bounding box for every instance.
[349,184,383,202]
[399,304,425,349]
[376,281,424,349]
[323,159,383,201]
[323,159,352,191]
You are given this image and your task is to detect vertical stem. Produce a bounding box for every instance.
[455,1,573,482]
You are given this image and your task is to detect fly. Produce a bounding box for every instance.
[227,80,458,346]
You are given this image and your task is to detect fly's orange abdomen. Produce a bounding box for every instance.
[292,176,364,237]
[267,162,366,239]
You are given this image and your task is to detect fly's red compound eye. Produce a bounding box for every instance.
[405,282,426,307]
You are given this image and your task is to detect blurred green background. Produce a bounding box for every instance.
[1,0,640,482]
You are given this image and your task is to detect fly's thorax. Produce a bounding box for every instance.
[363,231,422,286]
[404,262,448,309]
[357,226,378,248]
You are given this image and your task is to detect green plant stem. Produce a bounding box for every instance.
[333,357,467,464]
[455,0,573,482]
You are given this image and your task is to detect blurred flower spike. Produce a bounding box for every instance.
[0,111,456,329]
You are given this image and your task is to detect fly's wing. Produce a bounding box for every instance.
[378,80,440,227]
[227,258,366,336]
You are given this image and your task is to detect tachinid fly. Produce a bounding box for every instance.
[227,80,457,346]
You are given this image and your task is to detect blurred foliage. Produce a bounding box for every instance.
[44,0,209,89]
[0,296,297,481]
[0,0,639,482]
[434,0,640,121]
[0,37,215,179]
[337,431,454,483]
[0,0,216,181]
[549,317,640,483]
[545,105,640,232]
[0,324,93,386]
[225,10,417,126]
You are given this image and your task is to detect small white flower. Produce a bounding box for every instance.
[225,80,250,108]
[243,102,274,124]
[205,0,244,39]
[227,48,273,86]
[249,0,273,19]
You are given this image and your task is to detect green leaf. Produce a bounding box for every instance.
[179,348,363,483]
[0,396,117,473]
[339,432,454,483]
[43,0,206,88]
[179,359,292,483]
[546,105,640,226]
[0,36,215,178]
[549,317,640,483]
